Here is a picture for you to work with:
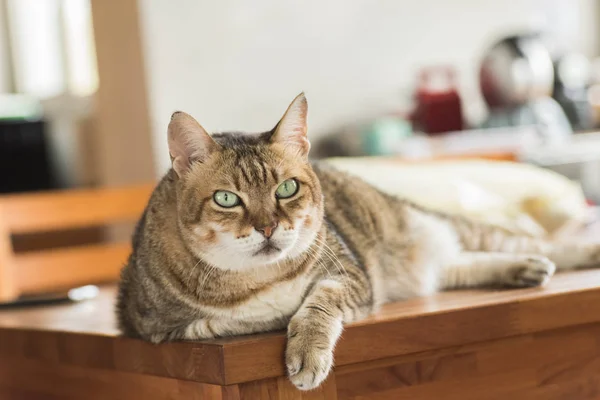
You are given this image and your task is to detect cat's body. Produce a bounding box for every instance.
[117,94,600,390]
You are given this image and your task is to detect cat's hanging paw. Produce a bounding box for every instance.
[286,341,333,391]
[285,315,340,391]
[504,256,556,287]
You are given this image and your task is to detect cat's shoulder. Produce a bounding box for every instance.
[131,171,177,243]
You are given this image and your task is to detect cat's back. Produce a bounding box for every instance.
[312,161,404,250]
[313,160,399,213]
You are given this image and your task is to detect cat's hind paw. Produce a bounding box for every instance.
[504,256,556,288]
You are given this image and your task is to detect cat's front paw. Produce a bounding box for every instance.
[286,337,333,391]
[285,316,341,391]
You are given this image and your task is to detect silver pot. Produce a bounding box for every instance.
[480,34,555,109]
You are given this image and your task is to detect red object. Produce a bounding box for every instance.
[411,66,464,135]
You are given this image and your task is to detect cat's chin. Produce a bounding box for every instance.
[249,251,287,267]
[253,241,281,257]
[200,248,289,271]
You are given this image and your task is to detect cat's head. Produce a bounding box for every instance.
[167,93,323,270]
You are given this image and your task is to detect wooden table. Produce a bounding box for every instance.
[1,269,600,400]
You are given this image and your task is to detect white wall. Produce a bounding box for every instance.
[138,0,599,175]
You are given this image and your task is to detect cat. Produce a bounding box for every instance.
[116,93,600,391]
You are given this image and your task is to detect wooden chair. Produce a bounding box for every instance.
[0,184,153,301]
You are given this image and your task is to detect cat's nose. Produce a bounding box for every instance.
[256,221,278,238]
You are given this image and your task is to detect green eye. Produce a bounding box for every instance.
[276,179,299,199]
[213,191,240,208]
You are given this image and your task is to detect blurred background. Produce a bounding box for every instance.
[1,0,600,193]
[3,2,600,394]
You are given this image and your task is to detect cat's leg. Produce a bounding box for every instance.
[176,317,287,341]
[440,252,556,290]
[541,242,600,271]
[146,319,236,343]
[285,262,373,391]
[452,218,600,271]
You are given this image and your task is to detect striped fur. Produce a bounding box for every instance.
[117,94,600,390]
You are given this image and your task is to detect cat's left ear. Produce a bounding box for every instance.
[270,92,310,156]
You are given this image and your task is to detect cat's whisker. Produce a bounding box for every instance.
[186,256,205,285]
[305,246,334,281]
[197,264,216,294]
[312,241,352,292]
[306,243,342,288]
[311,237,349,280]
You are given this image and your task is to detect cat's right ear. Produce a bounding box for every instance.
[168,111,220,177]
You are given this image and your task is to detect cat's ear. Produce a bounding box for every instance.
[270,92,310,156]
[168,111,220,177]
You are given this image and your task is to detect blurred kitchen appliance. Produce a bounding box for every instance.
[480,34,574,141]
[480,34,555,109]
[552,53,595,131]
[480,97,573,142]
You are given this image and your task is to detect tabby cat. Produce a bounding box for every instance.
[117,93,600,390]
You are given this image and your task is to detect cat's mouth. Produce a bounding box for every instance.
[253,242,281,256]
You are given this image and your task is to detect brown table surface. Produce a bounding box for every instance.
[1,267,600,386]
